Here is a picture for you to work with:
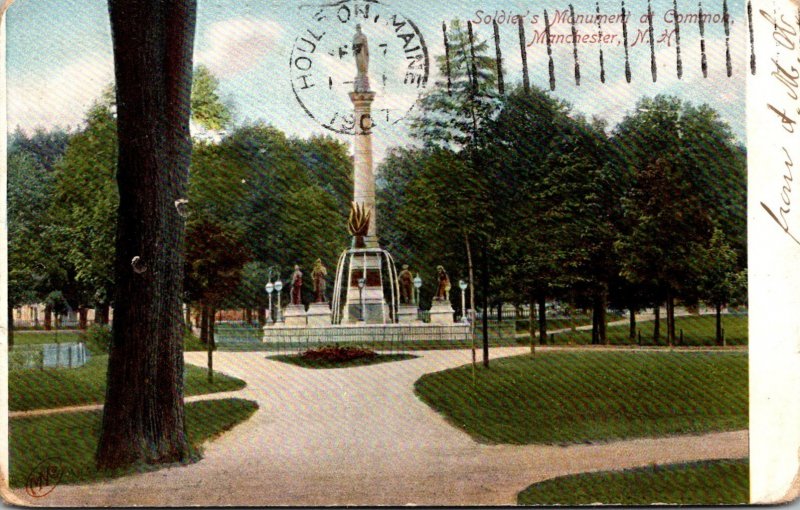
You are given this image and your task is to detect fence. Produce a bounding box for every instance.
[9,342,91,371]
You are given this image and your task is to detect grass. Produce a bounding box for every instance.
[270,353,417,369]
[10,355,246,412]
[516,316,594,332]
[517,458,749,505]
[545,314,748,346]
[11,332,82,346]
[414,350,747,444]
[9,398,258,488]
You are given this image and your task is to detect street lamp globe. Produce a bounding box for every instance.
[274,279,283,293]
[357,277,366,290]
[459,279,467,291]
[413,275,422,289]
[265,282,274,294]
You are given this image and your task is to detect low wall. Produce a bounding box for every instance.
[262,323,471,345]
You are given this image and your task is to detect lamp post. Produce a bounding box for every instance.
[274,277,284,323]
[459,279,469,323]
[413,274,422,307]
[357,277,366,322]
[264,282,274,325]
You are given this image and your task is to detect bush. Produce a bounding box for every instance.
[79,324,112,354]
[300,345,377,363]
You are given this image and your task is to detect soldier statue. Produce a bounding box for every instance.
[353,24,370,91]
[398,264,413,305]
[312,258,327,303]
[435,265,451,301]
[290,265,303,305]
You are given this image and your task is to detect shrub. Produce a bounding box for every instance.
[79,324,112,354]
[300,345,377,363]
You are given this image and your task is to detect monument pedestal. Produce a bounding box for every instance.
[307,302,332,327]
[343,251,389,324]
[397,304,419,324]
[283,304,307,327]
[429,300,456,324]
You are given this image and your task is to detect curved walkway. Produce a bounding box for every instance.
[7,348,748,506]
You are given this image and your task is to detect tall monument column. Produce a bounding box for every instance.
[341,24,389,323]
[349,91,377,244]
[349,24,377,246]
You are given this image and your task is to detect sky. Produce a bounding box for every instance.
[7,0,747,163]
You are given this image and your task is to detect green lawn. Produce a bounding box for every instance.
[10,355,246,412]
[547,314,748,346]
[517,458,749,505]
[9,398,258,488]
[11,332,82,346]
[270,353,417,369]
[414,351,747,444]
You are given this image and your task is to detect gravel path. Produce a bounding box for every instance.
[6,348,748,506]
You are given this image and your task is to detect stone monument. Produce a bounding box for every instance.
[332,24,397,325]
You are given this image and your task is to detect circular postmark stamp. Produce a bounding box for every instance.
[25,457,65,498]
[290,0,430,135]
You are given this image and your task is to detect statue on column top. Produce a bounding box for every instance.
[353,24,370,92]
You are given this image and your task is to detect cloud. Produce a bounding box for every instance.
[196,17,283,79]
[8,52,113,132]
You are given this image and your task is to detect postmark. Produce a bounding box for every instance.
[289,0,429,134]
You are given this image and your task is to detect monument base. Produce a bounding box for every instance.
[307,302,332,327]
[283,304,307,327]
[429,299,456,324]
[263,322,471,346]
[397,304,419,324]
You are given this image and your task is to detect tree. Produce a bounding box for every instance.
[7,151,55,344]
[184,217,250,380]
[191,64,232,131]
[410,19,500,152]
[406,20,500,356]
[49,97,118,325]
[696,228,742,345]
[613,96,740,345]
[482,86,619,345]
[614,158,712,346]
[96,0,197,470]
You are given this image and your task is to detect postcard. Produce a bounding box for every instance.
[1,0,798,505]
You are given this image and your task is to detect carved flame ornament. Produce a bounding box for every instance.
[348,201,371,238]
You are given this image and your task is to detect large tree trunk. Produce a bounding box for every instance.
[464,232,475,324]
[528,295,535,354]
[184,304,192,330]
[716,303,723,346]
[208,307,216,382]
[590,293,608,345]
[537,294,547,345]
[44,305,52,331]
[653,304,661,345]
[96,304,110,325]
[200,303,210,345]
[257,307,266,328]
[481,243,489,367]
[666,292,675,347]
[78,307,88,330]
[629,307,636,340]
[8,306,14,349]
[598,292,608,345]
[96,0,197,470]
